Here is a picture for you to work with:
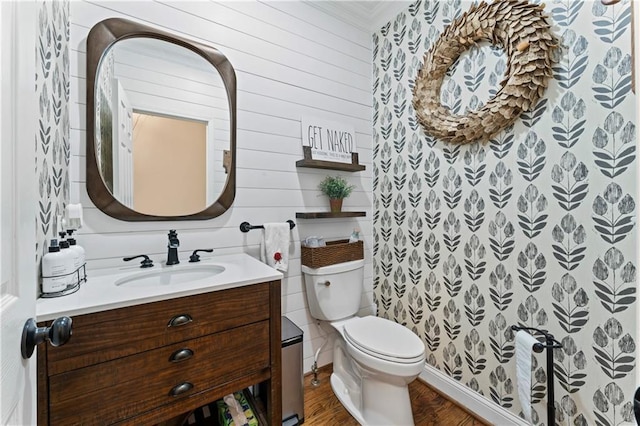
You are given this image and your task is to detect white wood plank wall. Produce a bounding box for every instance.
[68,0,373,372]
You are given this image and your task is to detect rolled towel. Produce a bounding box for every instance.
[223,394,249,426]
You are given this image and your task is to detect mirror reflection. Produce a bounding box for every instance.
[95,37,231,217]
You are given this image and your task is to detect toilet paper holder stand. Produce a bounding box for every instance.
[511,325,563,426]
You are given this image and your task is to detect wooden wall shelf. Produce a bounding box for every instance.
[296,212,366,219]
[296,146,365,172]
[296,159,365,172]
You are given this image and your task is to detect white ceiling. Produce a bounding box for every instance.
[304,1,412,33]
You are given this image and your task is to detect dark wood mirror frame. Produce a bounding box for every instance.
[86,18,236,221]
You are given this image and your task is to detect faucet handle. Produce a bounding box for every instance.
[123,254,154,268]
[189,249,214,263]
[168,230,180,247]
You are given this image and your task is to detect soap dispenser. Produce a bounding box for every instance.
[42,239,73,294]
[66,229,86,282]
[58,235,76,287]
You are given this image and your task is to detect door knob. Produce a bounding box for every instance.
[21,316,73,359]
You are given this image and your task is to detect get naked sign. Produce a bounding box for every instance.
[301,116,356,164]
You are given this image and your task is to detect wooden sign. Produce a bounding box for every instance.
[301,116,356,164]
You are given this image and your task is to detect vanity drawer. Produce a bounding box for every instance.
[48,320,270,426]
[46,283,271,375]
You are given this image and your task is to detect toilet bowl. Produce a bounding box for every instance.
[302,260,426,425]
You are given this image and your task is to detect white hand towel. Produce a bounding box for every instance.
[260,223,290,272]
[516,330,540,423]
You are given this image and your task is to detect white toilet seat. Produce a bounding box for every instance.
[343,316,425,364]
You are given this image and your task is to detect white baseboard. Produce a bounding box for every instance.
[419,364,527,426]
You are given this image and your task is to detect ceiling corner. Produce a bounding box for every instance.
[305,1,412,34]
[370,1,412,32]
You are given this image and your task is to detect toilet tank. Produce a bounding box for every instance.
[301,259,364,321]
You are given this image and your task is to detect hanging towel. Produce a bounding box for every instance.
[516,330,539,423]
[260,223,290,272]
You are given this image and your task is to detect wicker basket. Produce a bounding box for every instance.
[301,239,364,269]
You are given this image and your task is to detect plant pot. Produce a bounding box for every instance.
[329,198,343,213]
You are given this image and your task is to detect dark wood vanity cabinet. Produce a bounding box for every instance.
[37,281,282,425]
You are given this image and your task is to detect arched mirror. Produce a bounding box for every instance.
[86,18,236,221]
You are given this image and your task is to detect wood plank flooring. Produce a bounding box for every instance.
[303,364,488,426]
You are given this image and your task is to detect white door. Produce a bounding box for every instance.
[113,81,134,208]
[206,121,215,206]
[0,2,38,425]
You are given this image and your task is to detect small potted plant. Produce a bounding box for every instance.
[318,175,355,213]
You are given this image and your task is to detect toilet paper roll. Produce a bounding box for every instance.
[516,330,539,422]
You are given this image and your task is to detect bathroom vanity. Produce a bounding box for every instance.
[36,254,282,426]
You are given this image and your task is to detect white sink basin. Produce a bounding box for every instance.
[115,264,226,288]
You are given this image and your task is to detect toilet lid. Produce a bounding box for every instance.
[344,317,425,362]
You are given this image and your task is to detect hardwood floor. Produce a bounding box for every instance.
[303,364,488,426]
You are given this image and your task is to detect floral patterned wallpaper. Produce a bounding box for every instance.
[35,0,70,266]
[372,1,636,424]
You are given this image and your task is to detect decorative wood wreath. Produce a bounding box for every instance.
[412,0,558,144]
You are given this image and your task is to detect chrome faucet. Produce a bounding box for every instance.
[167,230,180,265]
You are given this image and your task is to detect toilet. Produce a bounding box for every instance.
[302,259,426,426]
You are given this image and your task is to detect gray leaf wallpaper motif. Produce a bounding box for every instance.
[36,0,70,267]
[372,1,636,424]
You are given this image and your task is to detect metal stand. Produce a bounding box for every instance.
[41,264,86,298]
[511,326,563,426]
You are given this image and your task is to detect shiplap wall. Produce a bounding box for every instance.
[68,1,372,372]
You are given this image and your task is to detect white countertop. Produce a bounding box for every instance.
[36,253,283,322]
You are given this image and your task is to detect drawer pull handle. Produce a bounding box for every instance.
[168,382,194,397]
[169,348,194,363]
[167,314,193,328]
